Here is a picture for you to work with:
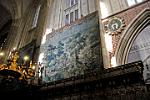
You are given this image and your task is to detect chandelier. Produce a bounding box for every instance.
[0,49,36,81]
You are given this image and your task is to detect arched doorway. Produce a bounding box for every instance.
[115,9,150,81]
[115,9,150,66]
[127,25,150,64]
[127,25,150,81]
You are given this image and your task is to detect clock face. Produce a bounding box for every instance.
[107,17,124,33]
[108,18,122,32]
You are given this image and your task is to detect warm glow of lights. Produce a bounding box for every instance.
[0,50,35,80]
[32,65,36,70]
[38,52,44,63]
[104,33,113,52]
[41,28,52,44]
[13,47,17,50]
[0,52,4,56]
[24,55,29,61]
[111,56,117,67]
[99,1,109,18]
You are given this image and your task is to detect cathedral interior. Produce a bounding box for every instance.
[0,0,150,99]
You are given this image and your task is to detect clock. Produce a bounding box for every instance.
[105,17,125,35]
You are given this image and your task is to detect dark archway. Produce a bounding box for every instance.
[0,4,12,54]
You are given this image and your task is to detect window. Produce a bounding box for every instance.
[65,14,69,25]
[127,0,136,6]
[136,0,143,3]
[65,9,79,25]
[99,0,109,18]
[75,9,78,20]
[32,5,41,28]
[75,0,78,4]
[64,0,79,25]
[127,0,143,6]
[70,0,78,6]
[70,0,74,6]
[70,12,74,23]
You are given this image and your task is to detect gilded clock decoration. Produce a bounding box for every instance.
[104,17,125,35]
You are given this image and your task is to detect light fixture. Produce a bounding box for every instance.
[24,55,30,61]
[0,52,4,57]
[0,49,36,81]
[13,47,16,50]
[32,65,36,70]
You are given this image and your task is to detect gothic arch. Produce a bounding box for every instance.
[115,8,150,65]
[0,0,23,62]
[0,0,20,19]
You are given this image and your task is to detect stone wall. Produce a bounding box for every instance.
[100,1,150,68]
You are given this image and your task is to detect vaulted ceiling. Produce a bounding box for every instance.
[0,4,12,36]
[0,0,34,36]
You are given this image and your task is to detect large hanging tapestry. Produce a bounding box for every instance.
[40,12,102,83]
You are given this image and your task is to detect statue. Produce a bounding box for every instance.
[9,50,19,70]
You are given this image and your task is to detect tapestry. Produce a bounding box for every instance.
[41,12,102,82]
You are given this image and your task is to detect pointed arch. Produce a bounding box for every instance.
[115,8,150,65]
[0,0,20,19]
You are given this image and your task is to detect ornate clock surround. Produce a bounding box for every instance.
[104,17,125,35]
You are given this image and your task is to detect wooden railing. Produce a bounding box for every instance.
[35,61,145,99]
[40,61,144,89]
